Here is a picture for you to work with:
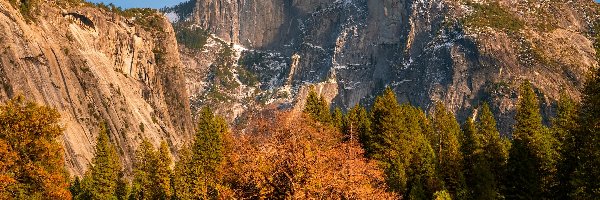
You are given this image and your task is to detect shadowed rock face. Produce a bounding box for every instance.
[177,0,599,132]
[0,1,194,176]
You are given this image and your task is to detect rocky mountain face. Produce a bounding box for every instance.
[169,0,600,131]
[0,0,194,176]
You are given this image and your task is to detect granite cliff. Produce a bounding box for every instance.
[168,0,600,131]
[0,0,193,176]
[1,0,597,176]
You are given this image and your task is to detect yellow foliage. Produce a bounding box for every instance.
[223,112,398,199]
[0,96,71,199]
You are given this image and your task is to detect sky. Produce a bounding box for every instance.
[87,0,188,9]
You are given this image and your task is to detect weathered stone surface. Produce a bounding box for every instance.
[0,1,194,176]
[176,0,599,132]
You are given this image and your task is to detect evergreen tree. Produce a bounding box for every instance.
[430,102,466,198]
[462,103,509,199]
[173,107,228,199]
[304,87,331,124]
[382,105,440,199]
[552,93,578,199]
[478,103,509,198]
[461,118,481,199]
[461,118,479,171]
[70,177,83,198]
[173,146,194,200]
[155,141,173,199]
[565,68,600,198]
[506,81,558,199]
[131,140,172,200]
[406,132,439,200]
[0,96,71,199]
[78,124,125,200]
[115,172,129,200]
[345,104,371,145]
[552,92,578,146]
[332,107,344,132]
[369,88,440,198]
[370,87,404,159]
[131,139,156,199]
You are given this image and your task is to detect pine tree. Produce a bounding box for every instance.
[506,81,558,199]
[461,103,509,199]
[552,93,578,199]
[369,88,440,198]
[461,118,479,171]
[304,87,331,124]
[115,172,129,200]
[552,92,578,146]
[173,146,194,200]
[565,68,600,198]
[0,96,71,199]
[155,141,173,199]
[174,107,228,199]
[78,124,125,200]
[332,107,344,132]
[370,87,404,159]
[70,177,82,198]
[406,132,439,200]
[345,104,371,145]
[430,102,466,198]
[461,117,481,199]
[131,139,156,199]
[478,103,509,196]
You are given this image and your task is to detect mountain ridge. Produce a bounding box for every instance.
[170,0,600,132]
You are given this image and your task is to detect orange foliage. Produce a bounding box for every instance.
[0,96,71,199]
[223,112,398,199]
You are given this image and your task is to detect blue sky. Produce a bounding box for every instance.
[87,0,188,9]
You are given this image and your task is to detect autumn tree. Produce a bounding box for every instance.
[433,190,452,200]
[223,112,398,199]
[77,124,126,200]
[0,96,71,199]
[506,81,559,199]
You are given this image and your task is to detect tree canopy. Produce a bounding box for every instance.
[0,96,71,199]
